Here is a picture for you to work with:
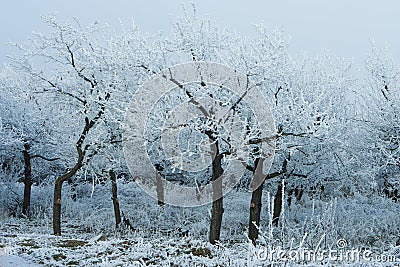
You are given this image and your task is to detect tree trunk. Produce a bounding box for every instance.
[110,169,121,228]
[53,180,63,235]
[248,158,266,245]
[156,173,164,206]
[53,158,83,235]
[155,164,164,206]
[273,183,283,227]
[249,183,263,244]
[22,143,32,216]
[209,141,224,244]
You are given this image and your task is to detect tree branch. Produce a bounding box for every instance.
[31,155,61,162]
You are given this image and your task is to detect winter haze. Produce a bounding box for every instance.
[0,0,399,69]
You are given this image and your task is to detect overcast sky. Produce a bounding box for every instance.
[0,0,399,73]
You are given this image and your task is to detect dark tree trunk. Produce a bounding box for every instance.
[110,169,121,228]
[53,180,63,235]
[22,143,32,216]
[53,161,82,236]
[53,165,81,236]
[155,164,164,206]
[156,173,164,206]
[209,141,224,245]
[247,156,289,237]
[248,158,266,245]
[273,183,283,227]
[249,183,263,244]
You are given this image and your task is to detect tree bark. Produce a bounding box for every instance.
[156,173,165,206]
[273,183,283,227]
[155,164,164,206]
[209,141,224,244]
[248,157,266,245]
[53,166,80,236]
[249,183,263,244]
[53,180,63,235]
[110,169,121,228]
[22,143,32,216]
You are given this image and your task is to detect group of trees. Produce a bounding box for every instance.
[0,14,398,245]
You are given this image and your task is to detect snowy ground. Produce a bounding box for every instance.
[0,217,254,266]
[1,181,400,266]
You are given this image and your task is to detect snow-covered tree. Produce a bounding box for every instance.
[0,67,63,216]
[353,46,400,200]
[11,17,118,234]
[189,25,354,243]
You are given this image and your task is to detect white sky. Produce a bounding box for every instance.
[0,0,399,73]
